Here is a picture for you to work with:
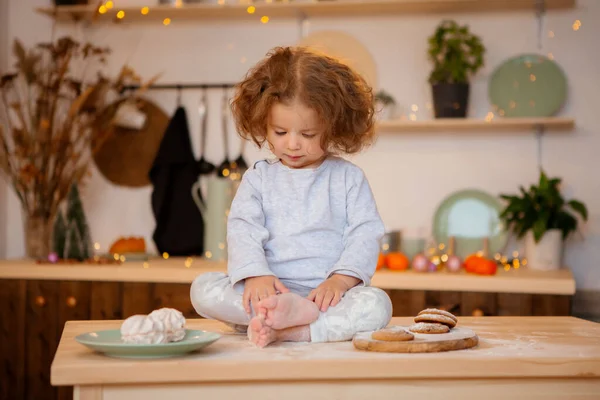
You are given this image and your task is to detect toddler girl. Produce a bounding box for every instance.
[191,46,392,347]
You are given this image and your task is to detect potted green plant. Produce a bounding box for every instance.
[374,89,396,121]
[427,20,485,118]
[499,170,588,271]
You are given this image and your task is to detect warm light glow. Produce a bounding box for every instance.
[223,168,230,176]
[113,253,119,260]
[141,7,149,15]
[175,0,183,7]
[529,74,536,82]
[218,243,225,250]
[116,10,125,19]
[247,6,256,14]
[572,19,581,31]
[218,0,225,4]
[163,18,171,25]
[547,52,554,60]
[94,242,100,250]
[105,1,114,9]
[162,252,169,259]
[185,257,193,268]
[205,251,213,259]
[411,104,419,112]
[382,243,390,251]
[120,255,126,262]
[98,5,107,14]
[261,16,269,24]
[509,101,516,109]
[240,57,247,64]
[409,113,417,121]
[485,112,494,122]
[548,30,555,38]
[441,254,448,262]
[143,262,149,269]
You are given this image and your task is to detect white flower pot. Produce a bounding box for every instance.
[524,229,563,271]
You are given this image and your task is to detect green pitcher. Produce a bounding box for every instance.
[191,176,240,261]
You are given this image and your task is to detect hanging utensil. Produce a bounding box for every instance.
[197,89,215,175]
[233,132,249,174]
[217,88,232,178]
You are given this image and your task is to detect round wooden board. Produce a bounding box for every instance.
[353,326,478,353]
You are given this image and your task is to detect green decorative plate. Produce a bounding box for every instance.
[488,54,567,117]
[432,189,507,259]
[75,329,221,359]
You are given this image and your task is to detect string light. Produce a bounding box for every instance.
[547,52,554,60]
[409,113,417,121]
[116,10,125,19]
[218,0,225,4]
[162,252,169,259]
[163,18,171,26]
[143,262,150,269]
[113,253,119,260]
[572,19,581,31]
[247,6,256,14]
[529,74,536,82]
[105,1,114,9]
[411,104,419,112]
[184,257,193,268]
[485,112,494,122]
[94,242,100,250]
[120,255,126,262]
[261,16,269,24]
[98,5,108,14]
[141,7,149,15]
[175,0,183,7]
[205,251,213,259]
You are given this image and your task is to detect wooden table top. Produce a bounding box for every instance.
[51,316,600,386]
[0,257,576,295]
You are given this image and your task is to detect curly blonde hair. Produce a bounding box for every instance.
[231,46,376,155]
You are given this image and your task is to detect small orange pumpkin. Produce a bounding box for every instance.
[386,252,410,271]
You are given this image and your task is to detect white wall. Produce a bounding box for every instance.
[4,0,599,290]
[0,0,9,258]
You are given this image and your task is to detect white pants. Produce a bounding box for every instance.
[190,272,392,343]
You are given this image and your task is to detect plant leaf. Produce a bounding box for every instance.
[532,218,547,242]
[567,200,588,221]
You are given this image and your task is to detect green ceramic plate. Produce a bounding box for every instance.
[75,329,221,359]
[432,189,507,259]
[489,53,567,117]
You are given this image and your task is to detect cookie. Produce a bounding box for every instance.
[409,322,450,334]
[417,308,458,323]
[371,326,414,342]
[414,313,457,328]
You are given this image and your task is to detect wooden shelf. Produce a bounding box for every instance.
[376,117,575,133]
[0,257,575,295]
[36,0,576,23]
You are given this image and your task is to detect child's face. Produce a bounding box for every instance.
[266,100,325,169]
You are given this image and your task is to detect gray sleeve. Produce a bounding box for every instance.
[226,168,275,287]
[326,169,384,286]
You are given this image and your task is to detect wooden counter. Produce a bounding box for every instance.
[0,257,576,294]
[51,317,600,399]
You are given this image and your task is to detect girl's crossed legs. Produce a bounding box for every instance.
[190,272,392,347]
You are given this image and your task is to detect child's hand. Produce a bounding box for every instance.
[243,276,289,315]
[307,274,361,312]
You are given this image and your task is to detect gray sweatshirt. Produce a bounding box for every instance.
[226,156,384,292]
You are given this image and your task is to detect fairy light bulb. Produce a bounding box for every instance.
[247,6,256,14]
[105,1,114,9]
[163,18,171,26]
[98,5,108,14]
[261,16,269,24]
[116,10,125,19]
[141,7,149,15]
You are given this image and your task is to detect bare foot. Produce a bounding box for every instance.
[257,292,320,330]
[247,316,310,348]
[247,316,276,348]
